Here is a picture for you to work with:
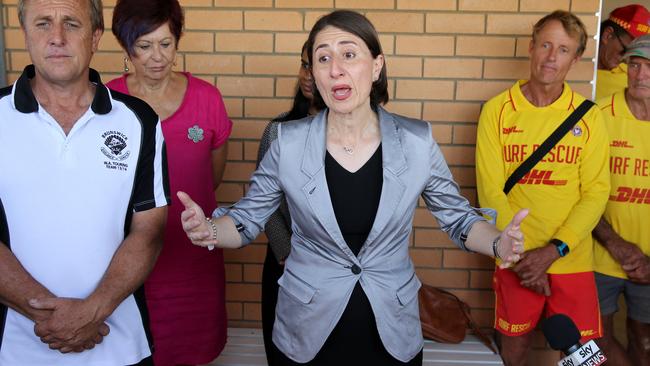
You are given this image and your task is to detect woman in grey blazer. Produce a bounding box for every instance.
[179,10,528,366]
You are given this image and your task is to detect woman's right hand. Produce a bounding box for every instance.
[178,191,218,247]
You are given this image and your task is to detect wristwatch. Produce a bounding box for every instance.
[550,239,570,257]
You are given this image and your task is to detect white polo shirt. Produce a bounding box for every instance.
[0,65,170,366]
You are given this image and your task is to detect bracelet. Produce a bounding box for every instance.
[205,216,218,241]
[492,236,502,260]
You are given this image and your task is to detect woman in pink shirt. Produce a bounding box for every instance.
[108,0,232,365]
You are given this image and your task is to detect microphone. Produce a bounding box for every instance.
[542,314,606,366]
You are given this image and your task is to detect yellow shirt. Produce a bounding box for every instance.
[595,64,627,101]
[476,81,610,274]
[595,91,650,279]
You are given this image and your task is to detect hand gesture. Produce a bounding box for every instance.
[29,297,110,353]
[178,191,217,247]
[497,208,529,268]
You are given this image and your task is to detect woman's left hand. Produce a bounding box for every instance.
[497,208,529,268]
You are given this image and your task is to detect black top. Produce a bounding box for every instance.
[325,145,383,256]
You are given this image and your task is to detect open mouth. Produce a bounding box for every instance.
[332,85,352,100]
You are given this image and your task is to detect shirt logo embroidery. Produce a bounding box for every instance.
[188,125,204,143]
[517,169,567,186]
[610,140,634,148]
[101,131,130,161]
[502,126,524,134]
[572,126,582,137]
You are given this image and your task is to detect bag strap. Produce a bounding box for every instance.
[435,287,498,353]
[502,99,595,194]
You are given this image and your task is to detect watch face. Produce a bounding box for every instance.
[559,243,569,256]
[551,239,569,257]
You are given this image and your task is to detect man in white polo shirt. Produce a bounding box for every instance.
[0,0,170,365]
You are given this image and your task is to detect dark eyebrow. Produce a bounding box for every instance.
[314,39,358,51]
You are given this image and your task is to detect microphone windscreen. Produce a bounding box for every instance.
[542,314,581,351]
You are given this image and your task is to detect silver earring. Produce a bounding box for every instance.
[123,57,129,73]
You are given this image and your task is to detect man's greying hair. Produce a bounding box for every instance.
[532,10,588,57]
[18,0,105,33]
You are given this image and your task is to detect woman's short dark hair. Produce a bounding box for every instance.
[305,10,389,111]
[112,0,184,56]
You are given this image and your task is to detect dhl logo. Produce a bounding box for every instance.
[609,140,634,148]
[502,126,524,135]
[609,186,650,204]
[517,169,567,186]
[580,329,596,337]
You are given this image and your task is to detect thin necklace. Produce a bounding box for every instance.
[343,145,355,155]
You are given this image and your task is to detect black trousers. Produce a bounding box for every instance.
[128,355,154,366]
[261,246,285,366]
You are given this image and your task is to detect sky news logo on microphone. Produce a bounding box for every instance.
[557,340,606,366]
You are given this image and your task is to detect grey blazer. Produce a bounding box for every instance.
[214,107,486,363]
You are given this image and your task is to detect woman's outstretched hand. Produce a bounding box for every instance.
[178,191,217,248]
[497,208,529,268]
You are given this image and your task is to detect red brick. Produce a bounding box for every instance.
[366,12,424,33]
[448,289,495,308]
[459,0,517,12]
[226,283,261,301]
[245,98,292,119]
[423,58,483,79]
[413,208,439,228]
[452,124,477,145]
[384,101,422,119]
[224,244,266,263]
[431,124,452,144]
[244,263,264,283]
[470,270,493,289]
[439,146,475,165]
[231,120,269,139]
[244,302,262,321]
[225,263,243,282]
[245,11,302,31]
[397,0,456,10]
[456,81,512,101]
[443,249,494,269]
[244,141,261,161]
[216,182,245,203]
[414,228,455,249]
[416,268,469,288]
[226,302,243,319]
[449,166,476,187]
[396,79,454,100]
[223,161,257,182]
[409,248,442,268]
[423,102,482,123]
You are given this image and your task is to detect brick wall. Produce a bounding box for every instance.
[2,0,601,363]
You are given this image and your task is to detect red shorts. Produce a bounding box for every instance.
[493,268,601,342]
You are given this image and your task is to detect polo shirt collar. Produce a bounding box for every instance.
[509,79,575,111]
[611,90,635,120]
[13,64,112,115]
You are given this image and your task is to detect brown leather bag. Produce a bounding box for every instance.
[418,283,497,353]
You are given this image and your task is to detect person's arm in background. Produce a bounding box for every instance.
[212,143,228,190]
[256,122,292,263]
[210,85,232,191]
[421,123,526,267]
[593,217,650,284]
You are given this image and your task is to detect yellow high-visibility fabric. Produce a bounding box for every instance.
[476,81,610,274]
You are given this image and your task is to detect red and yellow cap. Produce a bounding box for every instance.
[610,4,650,38]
